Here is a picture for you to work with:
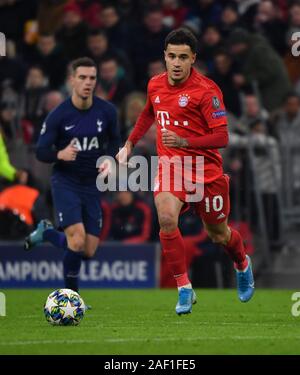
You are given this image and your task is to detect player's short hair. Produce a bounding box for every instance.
[71,57,97,74]
[165,28,198,54]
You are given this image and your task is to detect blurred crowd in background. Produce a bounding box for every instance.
[0,0,300,261]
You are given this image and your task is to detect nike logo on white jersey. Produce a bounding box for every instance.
[154,96,160,103]
[65,125,75,131]
[217,213,226,219]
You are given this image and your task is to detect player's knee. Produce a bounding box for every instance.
[206,230,227,245]
[67,234,85,251]
[158,213,177,233]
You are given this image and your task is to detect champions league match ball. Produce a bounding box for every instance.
[44,289,85,326]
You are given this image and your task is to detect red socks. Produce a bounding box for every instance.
[224,228,248,271]
[160,228,191,287]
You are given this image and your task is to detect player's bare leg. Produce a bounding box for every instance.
[203,220,255,302]
[83,234,100,258]
[65,223,86,252]
[155,192,196,315]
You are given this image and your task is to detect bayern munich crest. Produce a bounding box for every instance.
[178,94,190,107]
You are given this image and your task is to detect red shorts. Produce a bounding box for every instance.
[154,173,230,225]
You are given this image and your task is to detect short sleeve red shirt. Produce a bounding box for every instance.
[148,68,228,183]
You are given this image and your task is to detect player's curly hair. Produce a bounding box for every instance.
[165,28,198,54]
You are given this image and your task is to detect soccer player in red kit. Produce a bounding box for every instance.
[117,28,254,315]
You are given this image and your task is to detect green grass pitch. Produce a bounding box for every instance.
[0,289,299,355]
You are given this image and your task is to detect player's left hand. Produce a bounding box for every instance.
[161,128,188,148]
[98,159,112,178]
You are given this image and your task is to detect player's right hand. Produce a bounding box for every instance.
[57,139,79,161]
[116,141,133,166]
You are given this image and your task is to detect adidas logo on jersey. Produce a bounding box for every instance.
[217,213,226,220]
[154,96,160,103]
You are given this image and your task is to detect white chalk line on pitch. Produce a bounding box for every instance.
[105,335,300,343]
[0,339,97,346]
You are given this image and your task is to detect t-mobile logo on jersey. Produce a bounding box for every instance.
[156,111,189,128]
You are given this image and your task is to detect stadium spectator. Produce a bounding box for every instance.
[86,28,132,78]
[161,0,189,29]
[239,93,270,131]
[0,101,18,144]
[200,25,224,73]
[23,33,67,89]
[74,0,102,29]
[0,51,25,91]
[130,5,171,87]
[254,0,287,56]
[96,55,134,106]
[99,3,130,52]
[273,93,300,203]
[218,2,242,38]
[26,90,64,192]
[228,28,291,111]
[56,2,88,60]
[235,0,260,30]
[109,191,152,243]
[272,92,300,141]
[20,65,49,144]
[43,91,64,114]
[187,0,223,32]
[248,119,282,248]
[37,0,68,35]
[286,1,300,38]
[210,50,242,116]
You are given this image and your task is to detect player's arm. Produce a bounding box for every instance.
[36,112,78,163]
[162,126,228,149]
[162,89,229,149]
[116,91,155,164]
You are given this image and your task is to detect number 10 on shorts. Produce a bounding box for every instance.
[205,195,223,212]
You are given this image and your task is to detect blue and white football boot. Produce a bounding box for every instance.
[24,219,53,251]
[235,255,255,302]
[175,288,197,315]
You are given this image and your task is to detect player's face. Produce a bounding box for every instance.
[71,66,97,100]
[164,44,196,85]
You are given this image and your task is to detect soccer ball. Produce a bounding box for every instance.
[44,289,85,326]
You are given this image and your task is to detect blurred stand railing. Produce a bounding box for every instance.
[224,132,286,267]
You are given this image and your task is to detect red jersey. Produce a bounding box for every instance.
[128,68,228,183]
